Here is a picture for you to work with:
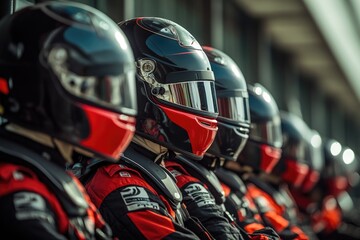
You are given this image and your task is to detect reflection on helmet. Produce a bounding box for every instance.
[322,139,358,197]
[237,83,282,173]
[202,46,250,162]
[301,130,324,193]
[0,2,137,162]
[119,17,219,160]
[272,112,310,188]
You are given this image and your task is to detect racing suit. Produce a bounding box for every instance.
[165,155,244,240]
[291,188,360,240]
[81,143,203,240]
[0,134,112,240]
[246,177,309,240]
[215,168,280,240]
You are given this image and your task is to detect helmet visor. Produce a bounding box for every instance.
[152,80,218,114]
[250,116,282,148]
[48,47,137,116]
[217,94,250,124]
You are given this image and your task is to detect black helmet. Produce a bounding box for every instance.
[237,83,282,173]
[300,129,324,193]
[272,112,310,188]
[119,17,219,160]
[202,46,250,163]
[0,2,137,162]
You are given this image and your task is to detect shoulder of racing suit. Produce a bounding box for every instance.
[172,154,225,205]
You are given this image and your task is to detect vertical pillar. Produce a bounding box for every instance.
[124,0,135,20]
[310,87,326,136]
[0,0,14,18]
[257,24,273,92]
[210,0,223,49]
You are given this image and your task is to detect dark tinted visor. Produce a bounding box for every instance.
[250,116,282,148]
[284,140,308,163]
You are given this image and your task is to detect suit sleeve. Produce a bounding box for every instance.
[254,195,309,240]
[179,179,243,240]
[223,190,280,239]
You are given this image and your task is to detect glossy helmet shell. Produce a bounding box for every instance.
[0,2,137,162]
[119,17,219,160]
[322,139,357,197]
[237,83,282,173]
[301,130,324,193]
[202,46,250,161]
[272,112,310,188]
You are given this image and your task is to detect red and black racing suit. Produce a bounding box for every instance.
[83,144,201,240]
[291,188,360,240]
[246,177,309,240]
[165,159,244,240]
[0,134,111,240]
[215,168,280,240]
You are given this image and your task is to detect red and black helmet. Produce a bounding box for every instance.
[202,46,250,163]
[237,83,282,173]
[300,130,324,193]
[119,17,218,160]
[0,2,137,162]
[322,139,358,197]
[272,112,310,188]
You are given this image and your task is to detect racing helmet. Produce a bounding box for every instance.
[0,2,137,162]
[202,46,250,162]
[301,129,324,193]
[272,112,310,188]
[341,146,360,189]
[237,83,282,173]
[322,139,358,197]
[119,17,218,160]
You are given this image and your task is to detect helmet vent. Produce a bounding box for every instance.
[199,121,211,127]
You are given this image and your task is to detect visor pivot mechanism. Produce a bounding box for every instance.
[142,60,155,73]
[151,87,165,96]
[48,47,67,66]
[137,59,156,83]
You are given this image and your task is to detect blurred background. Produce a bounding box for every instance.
[5,0,360,196]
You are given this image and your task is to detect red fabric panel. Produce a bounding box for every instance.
[0,163,69,234]
[128,210,176,239]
